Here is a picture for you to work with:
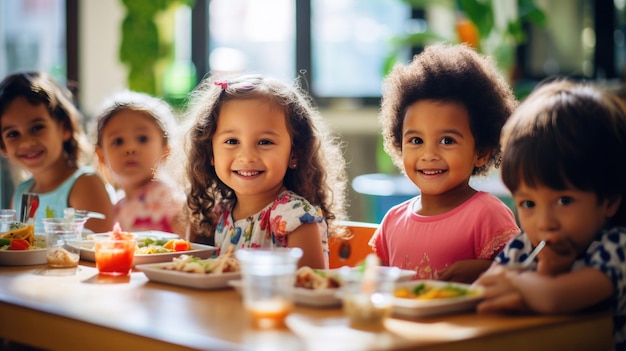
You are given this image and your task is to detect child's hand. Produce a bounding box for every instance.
[536,241,577,276]
[475,265,530,314]
[436,259,492,284]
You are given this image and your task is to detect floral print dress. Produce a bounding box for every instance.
[214,190,329,257]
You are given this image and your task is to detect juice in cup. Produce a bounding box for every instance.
[235,247,302,329]
[246,297,293,329]
[94,223,136,275]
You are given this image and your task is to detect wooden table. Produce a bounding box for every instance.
[0,262,612,351]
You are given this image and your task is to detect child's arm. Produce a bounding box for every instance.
[477,265,613,314]
[287,222,327,270]
[437,259,493,284]
[69,174,115,233]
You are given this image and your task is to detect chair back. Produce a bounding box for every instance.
[328,221,379,268]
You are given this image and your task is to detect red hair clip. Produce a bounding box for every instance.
[214,80,228,90]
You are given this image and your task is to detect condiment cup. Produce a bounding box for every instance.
[94,234,137,275]
[339,265,401,330]
[235,247,303,329]
[42,218,87,268]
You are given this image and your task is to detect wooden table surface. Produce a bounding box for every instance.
[0,261,613,351]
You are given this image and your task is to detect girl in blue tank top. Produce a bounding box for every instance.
[0,72,114,233]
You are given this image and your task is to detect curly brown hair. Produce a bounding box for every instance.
[379,43,517,176]
[180,74,348,244]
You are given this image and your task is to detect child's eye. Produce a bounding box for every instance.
[3,130,18,139]
[258,139,273,146]
[440,136,455,145]
[138,135,149,143]
[112,137,123,146]
[557,197,574,206]
[518,200,535,208]
[409,137,423,144]
[31,124,45,133]
[224,138,238,145]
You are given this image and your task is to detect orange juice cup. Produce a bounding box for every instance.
[94,235,136,275]
[235,247,303,329]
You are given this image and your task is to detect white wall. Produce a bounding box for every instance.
[79,0,127,119]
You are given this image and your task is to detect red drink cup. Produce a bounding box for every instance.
[94,236,136,275]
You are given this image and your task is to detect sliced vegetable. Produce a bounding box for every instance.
[163,239,191,252]
[10,239,30,250]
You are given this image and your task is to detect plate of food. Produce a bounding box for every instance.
[0,222,47,266]
[229,266,343,307]
[136,254,241,289]
[229,265,415,308]
[0,245,46,265]
[84,230,180,241]
[78,236,216,266]
[391,280,484,318]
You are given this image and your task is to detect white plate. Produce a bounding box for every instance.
[84,230,180,240]
[78,242,217,266]
[0,248,47,265]
[136,262,241,289]
[229,280,342,307]
[329,266,416,282]
[0,235,47,266]
[227,267,415,308]
[392,280,484,318]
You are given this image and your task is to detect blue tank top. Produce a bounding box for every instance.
[13,166,95,234]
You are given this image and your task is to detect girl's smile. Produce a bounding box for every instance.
[1,97,70,175]
[234,170,262,177]
[212,98,293,210]
[401,100,487,213]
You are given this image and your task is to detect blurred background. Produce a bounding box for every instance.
[1,0,625,222]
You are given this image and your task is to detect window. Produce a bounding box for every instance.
[0,0,68,84]
[195,0,410,103]
[0,0,72,208]
[310,0,409,98]
[206,0,295,82]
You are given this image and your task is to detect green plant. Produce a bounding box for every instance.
[376,0,546,174]
[384,0,546,76]
[119,0,195,96]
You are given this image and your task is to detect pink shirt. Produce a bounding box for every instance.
[115,180,183,234]
[370,191,519,280]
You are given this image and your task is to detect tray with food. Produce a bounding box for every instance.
[230,265,415,308]
[78,227,215,266]
[136,253,241,289]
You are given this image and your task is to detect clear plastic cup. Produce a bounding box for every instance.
[235,247,303,329]
[339,265,400,330]
[42,218,87,268]
[0,209,16,232]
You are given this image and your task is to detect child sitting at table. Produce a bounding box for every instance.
[178,73,348,269]
[370,44,520,283]
[0,72,114,233]
[475,80,626,351]
[94,91,186,235]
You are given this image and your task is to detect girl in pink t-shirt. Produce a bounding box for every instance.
[371,44,520,283]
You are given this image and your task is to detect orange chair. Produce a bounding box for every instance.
[328,221,379,268]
